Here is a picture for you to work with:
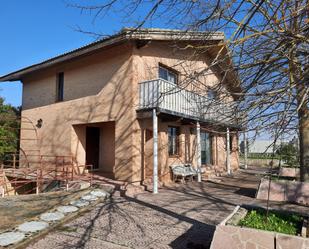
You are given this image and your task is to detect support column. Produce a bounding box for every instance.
[226,127,231,175]
[243,131,248,169]
[152,109,158,194]
[196,122,202,182]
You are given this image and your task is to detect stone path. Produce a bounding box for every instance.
[0,189,109,247]
[0,188,90,233]
[26,167,309,249]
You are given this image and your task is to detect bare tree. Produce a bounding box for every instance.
[68,0,309,181]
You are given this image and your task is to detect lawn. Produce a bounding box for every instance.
[238,209,303,235]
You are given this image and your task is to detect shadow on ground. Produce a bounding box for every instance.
[27,166,309,249]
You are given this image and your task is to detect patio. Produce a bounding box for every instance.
[27,166,309,249]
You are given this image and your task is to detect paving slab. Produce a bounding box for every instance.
[18,221,49,233]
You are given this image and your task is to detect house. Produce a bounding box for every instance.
[0,28,242,188]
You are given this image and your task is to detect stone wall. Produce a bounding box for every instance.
[279,167,300,178]
[243,158,280,167]
[210,224,309,249]
[256,178,309,206]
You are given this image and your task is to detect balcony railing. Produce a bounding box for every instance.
[138,79,239,126]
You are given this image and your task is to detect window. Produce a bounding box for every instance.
[229,135,233,152]
[168,126,179,156]
[201,132,212,164]
[56,72,64,102]
[159,65,178,84]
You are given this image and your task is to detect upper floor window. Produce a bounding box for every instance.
[168,126,180,156]
[56,72,64,102]
[159,64,178,84]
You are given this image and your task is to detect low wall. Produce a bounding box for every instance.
[279,167,300,178]
[241,158,280,167]
[210,224,309,249]
[256,178,309,206]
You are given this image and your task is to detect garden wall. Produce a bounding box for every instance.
[242,158,280,167]
[279,167,300,178]
[210,224,309,249]
[256,178,309,206]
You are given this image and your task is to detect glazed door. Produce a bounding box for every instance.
[201,131,212,165]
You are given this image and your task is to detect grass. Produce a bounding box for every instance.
[238,209,302,235]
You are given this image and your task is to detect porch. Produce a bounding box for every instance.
[137,79,241,193]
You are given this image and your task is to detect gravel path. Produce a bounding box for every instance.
[27,167,309,249]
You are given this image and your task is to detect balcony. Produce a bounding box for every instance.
[138,79,240,127]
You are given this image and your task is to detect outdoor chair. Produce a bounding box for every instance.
[184,164,198,181]
[170,164,197,183]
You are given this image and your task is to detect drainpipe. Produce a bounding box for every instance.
[226,127,231,175]
[196,122,202,182]
[244,131,248,169]
[152,108,158,194]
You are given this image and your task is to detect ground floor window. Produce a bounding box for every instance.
[201,131,212,164]
[168,126,179,156]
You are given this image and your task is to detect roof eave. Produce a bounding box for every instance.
[0,34,128,82]
[0,29,225,82]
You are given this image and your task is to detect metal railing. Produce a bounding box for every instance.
[0,155,93,197]
[138,79,239,125]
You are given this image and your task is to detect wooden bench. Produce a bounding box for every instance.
[170,164,198,183]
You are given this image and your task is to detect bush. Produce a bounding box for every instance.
[239,209,302,235]
[276,143,299,167]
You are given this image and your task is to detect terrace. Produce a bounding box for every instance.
[138,78,240,127]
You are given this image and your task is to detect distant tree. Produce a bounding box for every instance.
[0,96,20,162]
[276,143,299,167]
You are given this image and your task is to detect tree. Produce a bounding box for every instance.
[0,96,20,162]
[276,143,299,167]
[69,0,309,181]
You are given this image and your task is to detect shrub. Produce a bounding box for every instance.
[276,143,299,167]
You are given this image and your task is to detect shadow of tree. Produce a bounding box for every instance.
[51,192,216,249]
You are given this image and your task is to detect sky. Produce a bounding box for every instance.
[0,1,284,142]
[0,0,149,107]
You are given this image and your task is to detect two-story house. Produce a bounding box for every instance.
[0,28,241,190]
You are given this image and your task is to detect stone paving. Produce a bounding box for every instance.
[26,167,309,249]
[0,188,90,233]
[0,189,110,247]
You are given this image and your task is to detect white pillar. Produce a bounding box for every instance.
[244,131,248,169]
[152,109,158,194]
[196,122,202,182]
[226,127,231,175]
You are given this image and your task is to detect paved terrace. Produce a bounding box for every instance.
[27,167,309,249]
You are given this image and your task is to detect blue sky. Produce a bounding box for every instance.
[0,1,277,141]
[0,0,147,106]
